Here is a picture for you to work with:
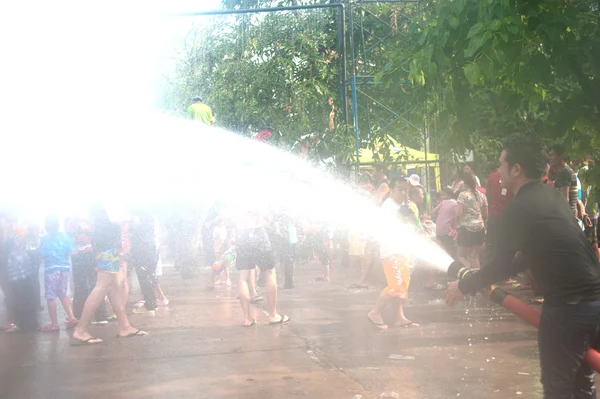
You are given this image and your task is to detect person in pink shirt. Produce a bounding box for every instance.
[432,188,458,258]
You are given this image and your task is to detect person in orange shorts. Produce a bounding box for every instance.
[367,176,420,329]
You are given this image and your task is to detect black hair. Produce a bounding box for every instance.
[45,214,60,233]
[373,163,387,173]
[462,171,477,191]
[389,176,409,190]
[550,143,566,157]
[192,96,203,103]
[505,138,547,179]
[409,185,424,199]
[441,187,454,198]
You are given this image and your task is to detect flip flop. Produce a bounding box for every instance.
[251,296,264,304]
[398,322,420,328]
[367,315,388,330]
[117,330,148,338]
[269,315,290,325]
[348,284,368,289]
[243,320,257,328]
[71,337,103,346]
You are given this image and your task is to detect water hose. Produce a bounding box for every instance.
[447,261,600,373]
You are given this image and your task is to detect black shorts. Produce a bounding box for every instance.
[236,244,276,271]
[457,227,485,247]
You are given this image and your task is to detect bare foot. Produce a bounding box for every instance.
[367,311,388,329]
[72,330,103,344]
[118,326,148,338]
[242,319,256,327]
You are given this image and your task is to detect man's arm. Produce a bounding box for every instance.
[457,203,530,295]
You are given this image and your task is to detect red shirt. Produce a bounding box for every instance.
[485,170,514,219]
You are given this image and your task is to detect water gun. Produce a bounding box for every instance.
[212,247,236,274]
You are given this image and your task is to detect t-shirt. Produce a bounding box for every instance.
[457,190,487,232]
[554,165,578,217]
[187,102,215,126]
[39,232,74,273]
[485,170,514,219]
[435,199,457,237]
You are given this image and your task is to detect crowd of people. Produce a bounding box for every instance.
[0,208,169,344]
[2,135,600,396]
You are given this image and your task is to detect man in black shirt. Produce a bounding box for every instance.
[446,138,600,398]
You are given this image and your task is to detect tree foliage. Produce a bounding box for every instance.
[379,0,599,174]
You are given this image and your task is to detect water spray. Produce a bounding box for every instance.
[447,260,600,373]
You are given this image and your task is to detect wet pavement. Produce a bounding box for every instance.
[0,260,588,398]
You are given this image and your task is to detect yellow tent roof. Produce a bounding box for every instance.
[359,135,438,164]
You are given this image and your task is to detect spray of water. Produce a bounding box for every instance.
[0,3,452,272]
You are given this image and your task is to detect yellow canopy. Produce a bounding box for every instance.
[358,135,438,163]
[359,135,441,191]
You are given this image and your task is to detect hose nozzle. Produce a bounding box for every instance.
[447,260,470,280]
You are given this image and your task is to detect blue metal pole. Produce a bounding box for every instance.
[352,75,360,165]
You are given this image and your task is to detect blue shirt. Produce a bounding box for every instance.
[39,232,74,273]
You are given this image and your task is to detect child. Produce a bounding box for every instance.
[432,187,458,258]
[39,215,78,332]
[5,222,41,333]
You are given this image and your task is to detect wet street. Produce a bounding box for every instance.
[0,260,569,399]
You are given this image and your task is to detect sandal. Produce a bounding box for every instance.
[367,315,388,330]
[250,296,264,304]
[269,315,290,325]
[117,329,148,338]
[71,337,103,346]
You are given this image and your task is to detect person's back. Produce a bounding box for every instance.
[511,181,600,304]
[435,199,457,236]
[486,169,513,219]
[39,231,73,273]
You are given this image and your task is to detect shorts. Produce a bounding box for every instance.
[96,249,122,274]
[457,227,485,247]
[382,255,411,299]
[44,270,69,300]
[236,245,276,271]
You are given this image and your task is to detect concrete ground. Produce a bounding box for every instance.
[0,259,584,399]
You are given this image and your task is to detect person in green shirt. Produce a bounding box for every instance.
[187,97,215,126]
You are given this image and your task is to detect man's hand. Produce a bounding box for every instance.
[445,281,464,307]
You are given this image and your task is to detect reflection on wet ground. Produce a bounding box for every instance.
[0,261,589,398]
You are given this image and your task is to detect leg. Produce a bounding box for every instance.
[0,278,14,328]
[57,271,76,321]
[71,255,87,319]
[134,255,157,310]
[73,272,115,342]
[108,267,147,337]
[238,269,255,326]
[154,283,167,302]
[367,290,393,327]
[264,268,285,322]
[469,245,483,270]
[46,299,58,326]
[456,245,471,268]
[539,303,600,398]
[357,251,374,286]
